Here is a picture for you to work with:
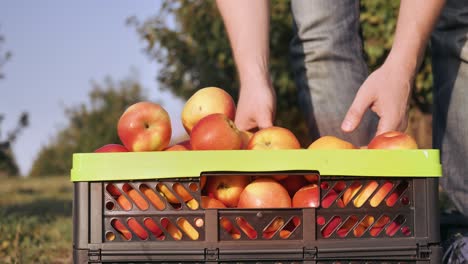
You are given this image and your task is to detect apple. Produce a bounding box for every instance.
[144,217,168,238]
[165,220,183,241]
[219,217,235,234]
[111,219,132,240]
[354,216,375,237]
[140,185,166,210]
[164,140,191,151]
[190,113,242,150]
[205,175,250,207]
[235,217,257,239]
[370,215,390,237]
[369,181,393,207]
[247,126,301,150]
[117,101,172,152]
[367,131,418,149]
[271,175,288,181]
[262,218,285,239]
[157,183,193,204]
[237,178,291,208]
[181,87,236,134]
[177,218,199,240]
[353,181,379,208]
[321,216,341,238]
[304,174,319,184]
[127,218,149,240]
[116,188,150,211]
[199,175,207,190]
[292,184,320,208]
[279,175,308,197]
[341,182,362,207]
[239,130,254,149]
[94,144,129,153]
[321,188,345,208]
[307,136,356,149]
[186,198,200,210]
[201,195,227,208]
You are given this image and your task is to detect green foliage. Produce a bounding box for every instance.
[29,77,147,177]
[0,176,73,263]
[132,0,433,146]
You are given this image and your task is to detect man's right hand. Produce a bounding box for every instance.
[235,79,276,131]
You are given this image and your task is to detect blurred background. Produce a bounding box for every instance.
[0,1,454,263]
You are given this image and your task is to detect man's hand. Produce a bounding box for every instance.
[235,79,276,131]
[341,0,444,136]
[341,60,412,136]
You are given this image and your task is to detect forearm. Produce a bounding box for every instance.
[215,0,270,84]
[387,0,445,74]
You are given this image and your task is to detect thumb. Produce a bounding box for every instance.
[341,90,372,133]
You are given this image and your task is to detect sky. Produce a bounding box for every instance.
[0,0,186,176]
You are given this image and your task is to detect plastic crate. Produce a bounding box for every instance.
[71,149,442,263]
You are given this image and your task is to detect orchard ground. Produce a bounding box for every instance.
[0,176,72,263]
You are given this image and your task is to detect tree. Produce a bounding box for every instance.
[0,26,25,177]
[29,77,147,177]
[0,113,29,177]
[0,24,12,79]
[131,0,433,145]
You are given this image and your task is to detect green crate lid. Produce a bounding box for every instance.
[70,149,442,182]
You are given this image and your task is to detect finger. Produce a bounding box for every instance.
[257,117,273,130]
[375,115,400,136]
[235,119,255,132]
[341,88,373,133]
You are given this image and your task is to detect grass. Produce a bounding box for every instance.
[0,176,73,264]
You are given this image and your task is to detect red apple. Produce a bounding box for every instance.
[157,183,193,204]
[237,178,291,208]
[112,219,132,240]
[190,113,242,150]
[144,217,169,238]
[292,184,320,208]
[279,175,308,197]
[164,140,191,151]
[205,175,250,207]
[304,174,319,184]
[127,218,149,240]
[247,126,301,150]
[236,217,257,239]
[181,87,236,134]
[201,196,227,208]
[271,175,289,181]
[117,101,172,151]
[94,144,129,153]
[307,136,356,149]
[368,131,418,149]
[239,130,254,149]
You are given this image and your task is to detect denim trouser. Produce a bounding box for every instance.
[289,0,378,146]
[432,0,468,217]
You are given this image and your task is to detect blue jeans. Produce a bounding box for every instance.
[432,0,468,217]
[290,0,378,146]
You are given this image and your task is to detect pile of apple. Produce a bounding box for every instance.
[95,86,418,209]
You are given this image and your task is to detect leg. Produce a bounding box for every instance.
[431,0,468,217]
[290,0,378,146]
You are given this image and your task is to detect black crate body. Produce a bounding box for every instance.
[73,173,441,263]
